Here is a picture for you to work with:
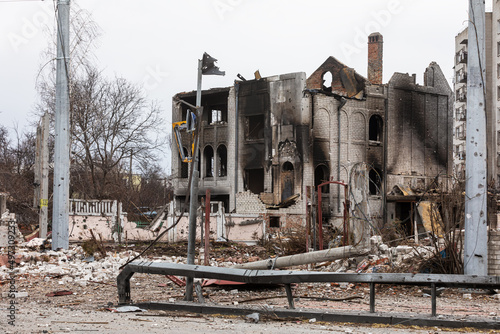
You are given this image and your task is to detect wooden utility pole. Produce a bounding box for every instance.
[465,0,488,275]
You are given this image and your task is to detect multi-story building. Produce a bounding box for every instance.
[453,10,499,187]
[171,33,453,242]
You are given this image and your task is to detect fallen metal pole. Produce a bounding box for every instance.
[117,261,500,316]
[232,245,369,270]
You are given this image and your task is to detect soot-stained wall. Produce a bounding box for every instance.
[386,62,452,189]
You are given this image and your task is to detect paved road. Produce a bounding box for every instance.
[3,304,478,334]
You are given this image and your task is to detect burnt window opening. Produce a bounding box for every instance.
[314,164,330,193]
[369,168,382,195]
[269,216,280,228]
[369,115,383,142]
[204,146,214,178]
[180,147,189,178]
[281,162,294,201]
[208,104,227,124]
[246,115,265,140]
[181,108,191,122]
[217,145,227,177]
[322,71,333,92]
[282,161,294,171]
[245,168,264,194]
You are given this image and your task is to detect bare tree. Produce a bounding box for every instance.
[70,65,166,199]
[0,125,39,225]
[35,7,167,201]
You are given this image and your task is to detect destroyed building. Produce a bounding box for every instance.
[171,33,453,241]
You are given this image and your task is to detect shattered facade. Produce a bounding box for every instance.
[171,33,453,238]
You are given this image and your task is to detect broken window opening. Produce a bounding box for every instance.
[204,146,214,178]
[369,115,383,142]
[281,162,294,201]
[180,147,189,178]
[246,115,265,140]
[245,168,264,194]
[369,168,382,195]
[322,71,333,92]
[217,145,227,177]
[211,110,222,123]
[314,164,330,193]
[206,104,227,124]
[269,216,280,228]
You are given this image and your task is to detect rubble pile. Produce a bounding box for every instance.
[319,236,437,274]
[0,245,150,285]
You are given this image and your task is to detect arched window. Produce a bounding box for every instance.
[314,164,330,193]
[282,161,294,171]
[204,146,214,178]
[369,168,382,195]
[369,115,383,142]
[217,145,227,177]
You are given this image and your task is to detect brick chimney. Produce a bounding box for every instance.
[367,32,383,84]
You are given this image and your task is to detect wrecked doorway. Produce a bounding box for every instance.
[281,162,294,201]
[245,168,264,194]
[395,202,414,237]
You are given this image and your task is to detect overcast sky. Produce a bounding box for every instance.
[0,0,486,172]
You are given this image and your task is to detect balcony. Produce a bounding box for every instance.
[455,107,466,121]
[456,50,467,64]
[456,70,467,83]
[456,89,467,102]
[456,129,466,140]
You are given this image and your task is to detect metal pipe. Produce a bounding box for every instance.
[233,82,240,210]
[343,185,350,246]
[337,98,347,214]
[318,183,323,250]
[233,245,369,270]
[204,189,211,266]
[369,282,376,313]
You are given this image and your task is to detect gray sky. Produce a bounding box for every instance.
[0,0,482,172]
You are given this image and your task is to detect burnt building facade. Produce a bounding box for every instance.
[171,33,453,235]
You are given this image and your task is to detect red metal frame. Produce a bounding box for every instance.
[204,189,211,266]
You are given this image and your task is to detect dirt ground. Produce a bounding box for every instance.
[1,242,499,333]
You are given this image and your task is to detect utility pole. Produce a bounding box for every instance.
[184,59,203,301]
[185,53,224,301]
[465,0,488,275]
[34,112,50,238]
[52,0,71,250]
